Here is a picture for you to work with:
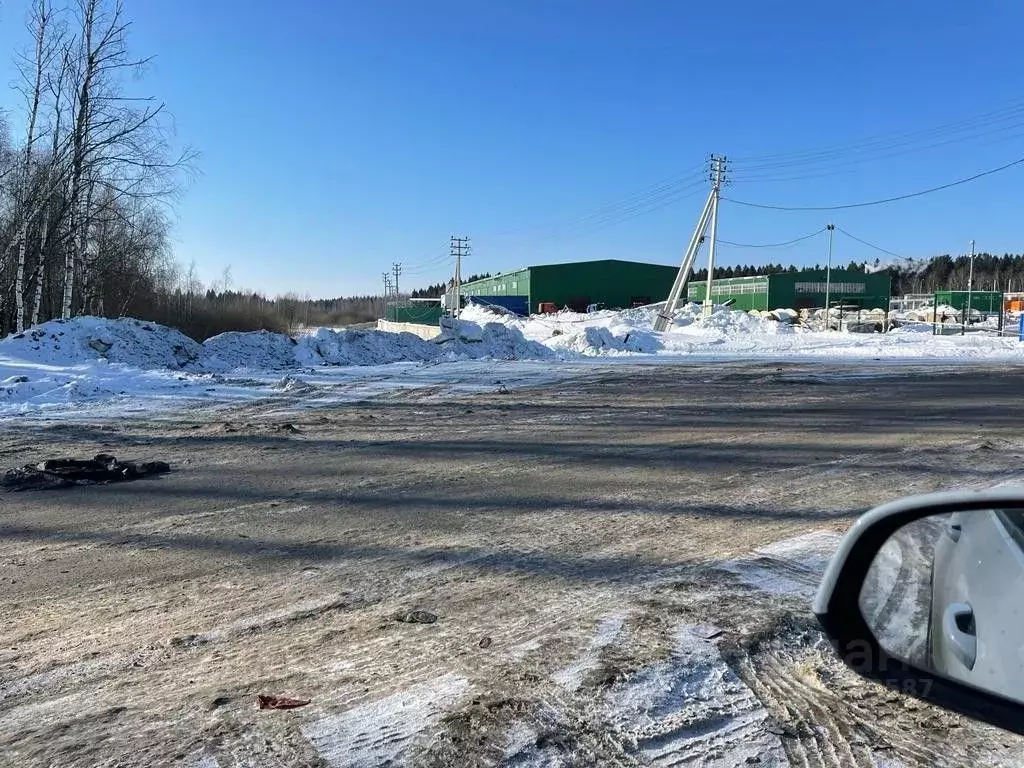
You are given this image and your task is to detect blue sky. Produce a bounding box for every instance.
[2,0,1023,297]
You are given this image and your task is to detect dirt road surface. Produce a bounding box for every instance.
[3,361,1024,767]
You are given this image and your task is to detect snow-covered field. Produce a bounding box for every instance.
[2,303,1023,420]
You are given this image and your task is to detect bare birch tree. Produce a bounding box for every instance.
[12,0,62,332]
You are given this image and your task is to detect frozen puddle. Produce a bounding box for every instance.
[719,530,843,599]
[608,623,788,767]
[302,673,469,767]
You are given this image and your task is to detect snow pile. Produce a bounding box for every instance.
[436,318,557,360]
[546,325,661,356]
[202,330,298,371]
[0,316,202,370]
[296,327,437,366]
[6,302,1024,419]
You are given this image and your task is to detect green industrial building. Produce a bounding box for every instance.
[459,259,679,313]
[687,270,891,311]
[933,290,1003,314]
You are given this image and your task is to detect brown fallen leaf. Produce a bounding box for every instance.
[256,694,310,710]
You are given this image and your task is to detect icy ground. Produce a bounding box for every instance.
[2,303,1024,419]
[6,363,1024,766]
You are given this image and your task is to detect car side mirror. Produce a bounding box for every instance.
[814,489,1024,736]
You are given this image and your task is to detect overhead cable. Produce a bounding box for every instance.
[718,228,826,248]
[723,155,1024,211]
[835,228,906,260]
[730,98,1024,167]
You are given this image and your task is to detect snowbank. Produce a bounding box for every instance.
[4,304,1024,419]
[0,316,202,370]
[296,328,438,366]
[203,330,298,372]
[434,318,556,360]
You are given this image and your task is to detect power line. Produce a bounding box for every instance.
[486,163,708,240]
[732,126,1024,184]
[723,154,1024,212]
[718,228,826,249]
[403,253,453,275]
[730,97,1024,167]
[834,227,906,260]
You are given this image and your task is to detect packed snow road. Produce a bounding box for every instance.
[2,362,1024,767]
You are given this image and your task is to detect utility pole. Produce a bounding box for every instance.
[965,239,975,335]
[392,262,402,300]
[701,154,728,319]
[382,272,392,319]
[824,223,835,331]
[450,236,470,317]
[654,156,723,332]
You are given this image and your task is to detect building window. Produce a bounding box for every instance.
[795,282,865,294]
[687,278,768,298]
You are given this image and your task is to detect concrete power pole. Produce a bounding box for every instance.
[966,239,976,332]
[392,262,402,300]
[654,154,725,332]
[824,223,835,330]
[701,154,728,319]
[382,272,392,319]
[450,236,469,317]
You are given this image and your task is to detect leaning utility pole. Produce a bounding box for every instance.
[824,223,835,330]
[450,236,470,317]
[655,154,727,331]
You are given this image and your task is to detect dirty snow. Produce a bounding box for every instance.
[3,302,1024,420]
[550,612,627,691]
[719,531,845,599]
[202,329,299,371]
[301,673,470,768]
[1,316,202,369]
[605,623,789,767]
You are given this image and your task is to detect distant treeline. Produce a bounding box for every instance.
[691,262,868,282]
[884,253,1024,295]
[138,290,385,341]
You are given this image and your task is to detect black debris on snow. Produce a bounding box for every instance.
[2,454,171,491]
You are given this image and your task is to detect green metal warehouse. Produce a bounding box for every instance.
[460,259,679,313]
[687,270,891,311]
[933,290,1003,314]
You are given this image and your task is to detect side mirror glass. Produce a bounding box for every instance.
[815,492,1024,736]
[860,509,1024,706]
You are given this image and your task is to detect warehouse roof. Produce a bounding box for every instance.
[466,258,676,280]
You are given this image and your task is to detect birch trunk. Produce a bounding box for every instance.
[15,1,50,332]
[31,215,50,326]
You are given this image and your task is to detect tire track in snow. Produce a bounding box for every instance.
[302,673,471,768]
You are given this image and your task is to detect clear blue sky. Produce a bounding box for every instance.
[2,0,1023,297]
